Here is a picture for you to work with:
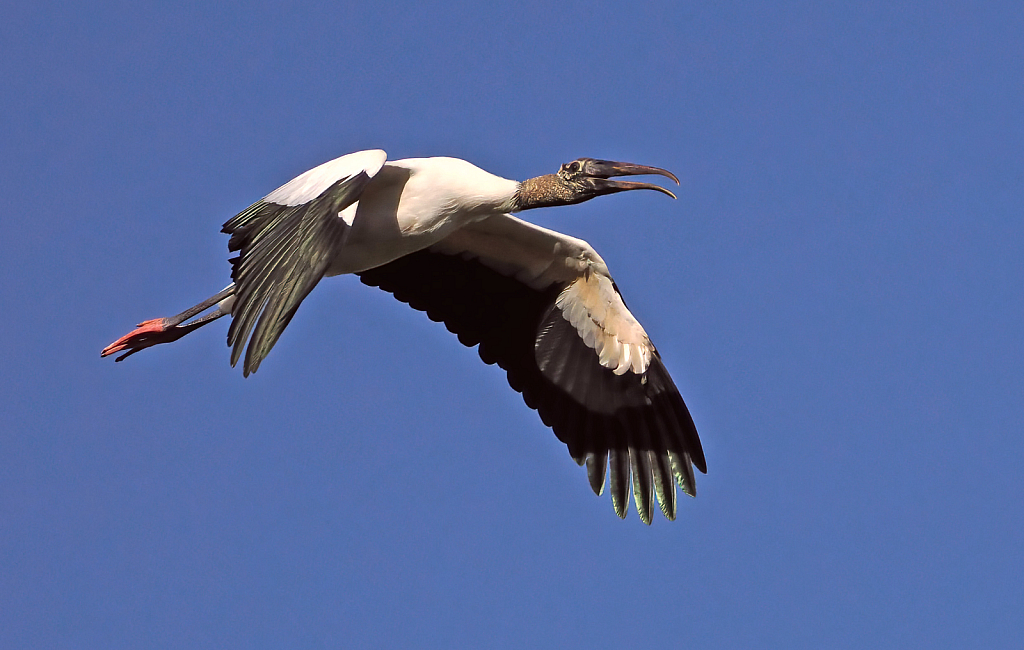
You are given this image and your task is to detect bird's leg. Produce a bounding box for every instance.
[101,284,236,362]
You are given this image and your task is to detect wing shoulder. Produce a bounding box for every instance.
[263,149,387,207]
[430,213,606,290]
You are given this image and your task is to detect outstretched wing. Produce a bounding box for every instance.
[357,214,705,523]
[222,149,388,375]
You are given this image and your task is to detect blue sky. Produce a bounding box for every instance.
[2,1,1021,647]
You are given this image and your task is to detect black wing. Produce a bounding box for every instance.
[357,247,705,523]
[222,171,372,375]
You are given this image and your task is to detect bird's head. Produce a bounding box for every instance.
[514,158,679,211]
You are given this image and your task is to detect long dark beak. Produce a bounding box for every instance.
[580,159,679,199]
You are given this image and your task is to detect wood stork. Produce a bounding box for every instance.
[102,149,706,523]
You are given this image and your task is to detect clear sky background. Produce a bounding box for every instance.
[2,1,1021,648]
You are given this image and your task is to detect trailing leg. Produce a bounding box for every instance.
[101,285,236,361]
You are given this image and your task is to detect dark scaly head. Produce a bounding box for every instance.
[513,158,679,211]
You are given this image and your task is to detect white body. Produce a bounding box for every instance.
[264,151,520,276]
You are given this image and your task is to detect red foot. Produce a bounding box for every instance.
[101,317,177,360]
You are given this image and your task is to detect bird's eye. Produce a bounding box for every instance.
[566,161,581,173]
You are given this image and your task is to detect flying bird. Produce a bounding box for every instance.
[102,150,705,523]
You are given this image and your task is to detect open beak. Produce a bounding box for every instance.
[581,159,679,199]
